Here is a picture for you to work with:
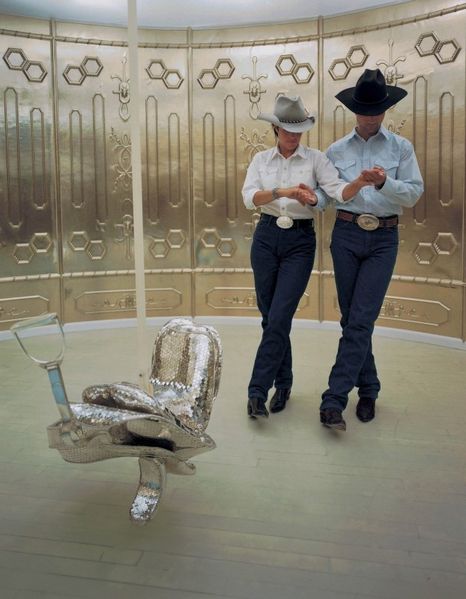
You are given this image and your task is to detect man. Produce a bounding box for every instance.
[319,68,424,431]
[242,95,369,419]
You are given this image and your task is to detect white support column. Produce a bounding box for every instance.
[127,0,148,388]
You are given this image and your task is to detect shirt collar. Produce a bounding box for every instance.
[378,125,390,140]
[351,124,390,142]
[268,143,305,162]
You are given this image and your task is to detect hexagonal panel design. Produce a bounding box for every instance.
[3,48,27,70]
[86,240,107,260]
[63,65,86,86]
[200,228,221,248]
[347,45,369,68]
[167,229,186,249]
[413,242,437,265]
[82,56,103,77]
[292,63,314,84]
[217,238,236,258]
[214,58,235,79]
[433,232,458,255]
[146,59,166,79]
[329,58,351,81]
[434,40,461,64]
[415,32,440,57]
[23,61,47,83]
[162,69,184,89]
[197,69,218,89]
[31,232,52,254]
[276,54,297,76]
[149,238,169,259]
[69,231,89,252]
[13,243,34,265]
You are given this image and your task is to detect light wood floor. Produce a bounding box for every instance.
[1,324,465,599]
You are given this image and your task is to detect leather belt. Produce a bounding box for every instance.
[336,210,398,231]
[260,214,314,229]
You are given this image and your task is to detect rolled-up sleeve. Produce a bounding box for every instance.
[242,154,262,210]
[314,188,332,210]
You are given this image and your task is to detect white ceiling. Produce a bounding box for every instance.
[0,0,410,29]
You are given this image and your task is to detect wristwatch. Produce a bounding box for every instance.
[271,187,280,201]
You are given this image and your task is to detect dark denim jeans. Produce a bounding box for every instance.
[321,218,399,411]
[248,216,316,402]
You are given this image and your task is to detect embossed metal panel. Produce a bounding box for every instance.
[64,272,191,322]
[195,272,319,319]
[191,41,319,317]
[55,40,190,321]
[321,8,465,335]
[0,1,465,340]
[0,34,59,326]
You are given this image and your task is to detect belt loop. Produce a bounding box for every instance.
[261,214,271,226]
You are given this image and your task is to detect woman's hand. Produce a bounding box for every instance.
[341,173,374,201]
[253,185,317,207]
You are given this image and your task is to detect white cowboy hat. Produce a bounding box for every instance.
[257,95,315,133]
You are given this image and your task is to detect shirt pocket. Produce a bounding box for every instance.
[294,167,316,188]
[334,159,356,178]
[376,159,398,178]
[258,166,280,188]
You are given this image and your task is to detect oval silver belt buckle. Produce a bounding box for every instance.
[357,213,379,231]
[276,215,294,229]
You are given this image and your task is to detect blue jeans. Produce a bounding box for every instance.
[321,218,399,411]
[248,215,316,402]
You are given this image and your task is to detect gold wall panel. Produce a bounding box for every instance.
[0,36,56,275]
[192,41,319,275]
[0,278,61,326]
[0,0,465,342]
[195,272,319,320]
[64,272,191,322]
[322,275,462,338]
[56,42,190,276]
[320,3,465,341]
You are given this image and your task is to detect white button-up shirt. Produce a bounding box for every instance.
[242,144,346,218]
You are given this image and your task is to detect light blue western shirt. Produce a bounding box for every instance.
[323,125,424,216]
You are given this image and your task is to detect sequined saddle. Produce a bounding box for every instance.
[11,316,222,525]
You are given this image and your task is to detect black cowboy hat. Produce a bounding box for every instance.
[335,68,407,116]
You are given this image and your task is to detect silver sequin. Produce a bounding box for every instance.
[17,317,222,525]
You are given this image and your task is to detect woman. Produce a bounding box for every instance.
[242,94,369,419]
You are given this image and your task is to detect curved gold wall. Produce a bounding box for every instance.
[0,0,465,339]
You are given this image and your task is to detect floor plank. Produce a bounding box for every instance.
[0,325,465,598]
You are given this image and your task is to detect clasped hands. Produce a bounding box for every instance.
[286,185,318,206]
[287,165,386,207]
[358,166,386,188]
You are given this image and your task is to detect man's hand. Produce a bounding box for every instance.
[294,183,318,206]
[341,173,374,201]
[361,166,386,188]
